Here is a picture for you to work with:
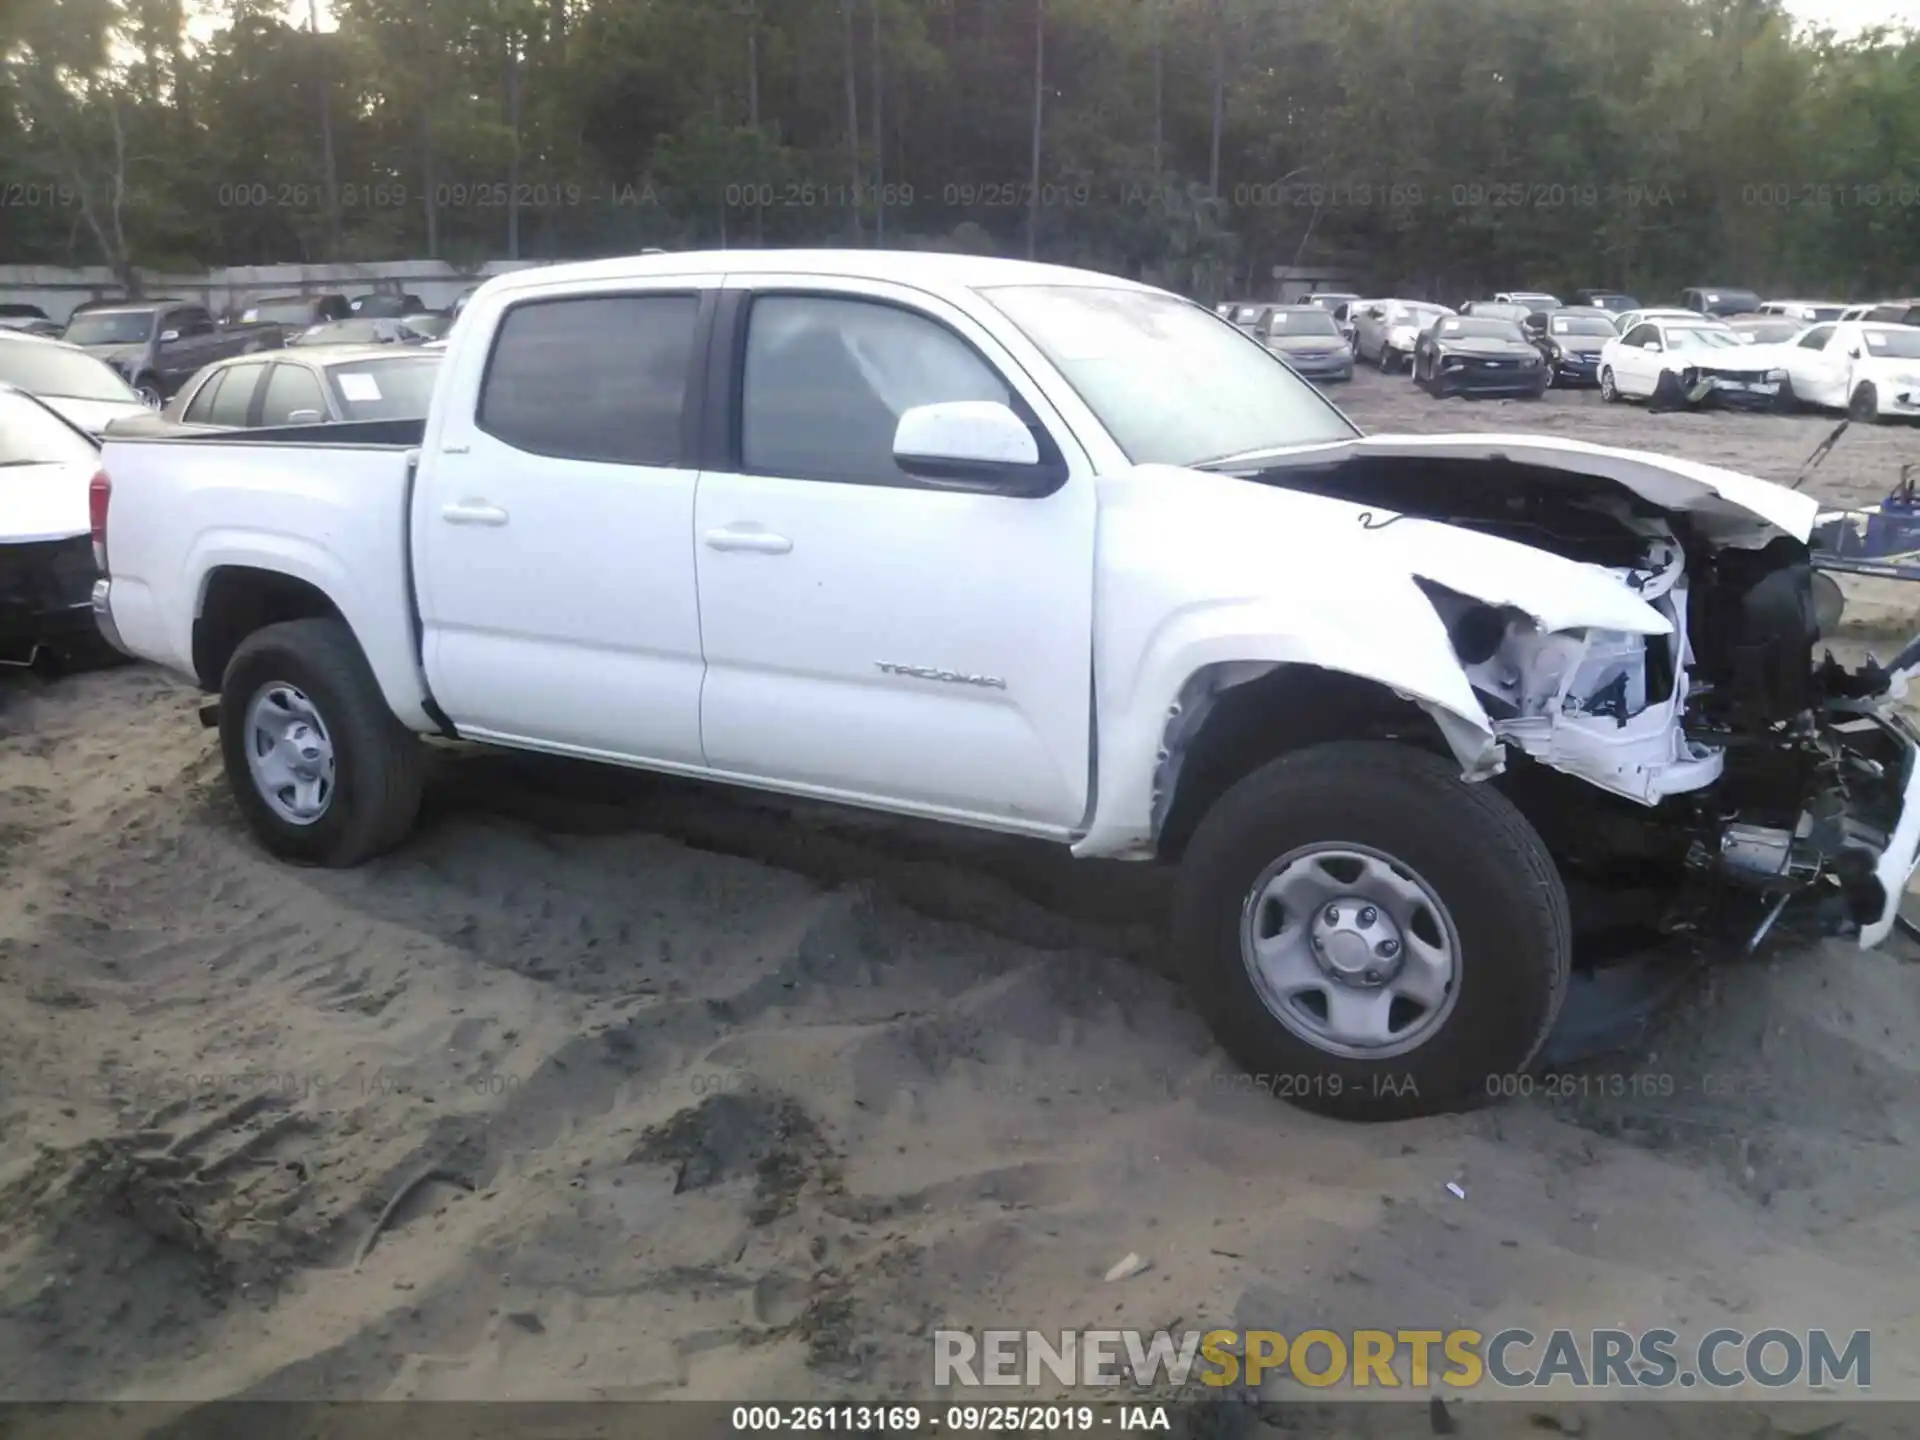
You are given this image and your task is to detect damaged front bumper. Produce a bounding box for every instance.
[1669,366,1782,411]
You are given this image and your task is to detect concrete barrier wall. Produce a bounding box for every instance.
[0,259,557,324]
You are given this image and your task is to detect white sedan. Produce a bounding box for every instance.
[1773,321,1920,423]
[1598,318,1787,409]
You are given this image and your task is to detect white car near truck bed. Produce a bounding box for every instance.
[90,249,1920,1121]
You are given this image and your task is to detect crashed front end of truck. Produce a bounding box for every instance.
[1257,437,1920,954]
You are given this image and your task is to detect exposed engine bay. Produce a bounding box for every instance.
[1246,450,1920,950]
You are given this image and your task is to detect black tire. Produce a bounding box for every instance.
[1773,375,1799,414]
[133,376,164,409]
[1650,370,1684,411]
[219,618,424,867]
[1172,741,1571,1121]
[1850,382,1882,423]
[1376,343,1394,373]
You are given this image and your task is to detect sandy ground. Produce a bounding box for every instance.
[2,374,1919,1436]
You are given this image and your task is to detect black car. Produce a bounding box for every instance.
[350,292,427,318]
[0,383,104,668]
[1411,315,1549,398]
[1532,308,1619,387]
[1574,290,1640,313]
[1680,286,1763,319]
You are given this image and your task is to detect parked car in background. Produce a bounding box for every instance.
[1770,321,1920,423]
[350,292,427,318]
[1758,299,1847,325]
[61,301,283,407]
[1304,292,1363,348]
[287,316,444,347]
[1679,287,1763,318]
[238,293,354,329]
[1861,299,1920,327]
[91,248,1920,1123]
[1532,308,1619,387]
[1573,290,1640,313]
[0,304,64,339]
[0,330,153,435]
[104,346,445,438]
[1411,314,1547,397]
[1728,316,1803,345]
[1254,305,1354,383]
[1838,304,1878,322]
[1224,302,1268,333]
[1458,301,1534,324]
[1352,299,1453,371]
[1495,291,1560,313]
[1616,307,1726,335]
[1600,317,1786,408]
[0,383,103,667]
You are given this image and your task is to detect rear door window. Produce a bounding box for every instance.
[208,362,268,426]
[259,363,329,425]
[478,293,700,465]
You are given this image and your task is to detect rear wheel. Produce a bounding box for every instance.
[1173,741,1571,1121]
[219,618,424,867]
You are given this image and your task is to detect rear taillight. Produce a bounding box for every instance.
[89,469,110,572]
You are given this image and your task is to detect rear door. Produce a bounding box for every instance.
[413,281,712,766]
[257,361,331,425]
[1785,324,1843,407]
[690,279,1096,832]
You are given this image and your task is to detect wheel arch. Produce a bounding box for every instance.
[193,565,349,691]
[1150,663,1485,863]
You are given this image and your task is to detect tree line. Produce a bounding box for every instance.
[3,0,1917,303]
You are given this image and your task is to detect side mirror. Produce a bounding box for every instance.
[1848,348,1863,360]
[892,401,1060,496]
[158,329,180,343]
[287,409,324,424]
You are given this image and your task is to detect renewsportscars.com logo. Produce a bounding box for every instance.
[933,1327,1873,1392]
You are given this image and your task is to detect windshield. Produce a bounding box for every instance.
[1737,321,1800,343]
[984,285,1357,466]
[325,356,442,420]
[245,299,322,326]
[1863,327,1920,360]
[1267,310,1340,337]
[1231,306,1262,324]
[1470,304,1530,322]
[63,310,155,346]
[1667,328,1741,351]
[1510,294,1559,307]
[0,390,98,467]
[1307,294,1358,309]
[1390,304,1448,327]
[0,340,143,402]
[1438,318,1525,341]
[1551,315,1617,337]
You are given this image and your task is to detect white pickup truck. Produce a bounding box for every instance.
[90,250,1920,1121]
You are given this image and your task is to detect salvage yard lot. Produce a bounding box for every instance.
[2,375,1918,1427]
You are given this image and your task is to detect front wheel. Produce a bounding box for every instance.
[1599,367,1620,403]
[219,617,425,867]
[1850,382,1883,423]
[1773,376,1799,414]
[134,377,164,409]
[1173,741,1570,1121]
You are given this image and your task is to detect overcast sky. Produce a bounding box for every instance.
[1788,0,1919,31]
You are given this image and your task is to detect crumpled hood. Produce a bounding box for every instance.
[1340,431,1818,544]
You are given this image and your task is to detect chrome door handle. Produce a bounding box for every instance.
[442,501,509,526]
[704,526,792,554]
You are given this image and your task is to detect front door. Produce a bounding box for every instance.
[414,283,712,766]
[692,280,1097,832]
